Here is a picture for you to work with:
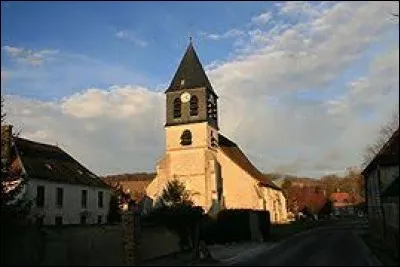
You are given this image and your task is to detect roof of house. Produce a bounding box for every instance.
[103,173,156,201]
[102,172,156,183]
[330,192,352,203]
[14,137,110,189]
[362,129,399,177]
[218,133,281,191]
[165,41,216,95]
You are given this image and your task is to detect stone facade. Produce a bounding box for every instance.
[146,42,287,223]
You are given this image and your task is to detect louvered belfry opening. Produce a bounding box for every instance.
[189,95,198,116]
[173,98,181,118]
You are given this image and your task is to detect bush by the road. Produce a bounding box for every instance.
[200,209,271,244]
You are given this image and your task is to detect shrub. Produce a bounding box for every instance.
[200,209,271,244]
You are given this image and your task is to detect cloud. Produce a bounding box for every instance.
[3,86,164,176]
[116,30,148,47]
[3,1,399,178]
[251,12,272,25]
[279,1,329,18]
[1,69,9,81]
[201,29,245,40]
[2,46,58,66]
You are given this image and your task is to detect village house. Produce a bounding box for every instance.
[145,41,288,223]
[330,191,364,217]
[1,125,112,225]
[362,128,399,257]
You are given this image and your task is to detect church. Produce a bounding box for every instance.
[146,41,288,223]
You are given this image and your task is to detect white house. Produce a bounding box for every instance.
[2,125,111,225]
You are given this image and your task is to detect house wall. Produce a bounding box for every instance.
[380,165,399,192]
[26,178,111,225]
[216,149,287,223]
[366,168,384,236]
[147,121,287,223]
[216,149,261,210]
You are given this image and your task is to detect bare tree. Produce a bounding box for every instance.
[362,108,399,166]
[1,96,31,224]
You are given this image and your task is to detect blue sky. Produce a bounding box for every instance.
[2,1,278,99]
[1,1,399,177]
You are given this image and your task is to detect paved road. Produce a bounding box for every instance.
[231,220,379,266]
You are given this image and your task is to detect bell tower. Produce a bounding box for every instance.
[165,41,219,130]
[157,40,221,209]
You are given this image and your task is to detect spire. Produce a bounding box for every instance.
[165,41,215,94]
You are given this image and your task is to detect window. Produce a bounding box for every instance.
[80,213,87,225]
[81,190,87,208]
[55,216,63,225]
[36,186,45,207]
[56,187,63,208]
[180,130,192,146]
[98,191,104,208]
[189,96,198,116]
[97,215,102,224]
[173,98,181,118]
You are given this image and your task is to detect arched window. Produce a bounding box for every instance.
[173,98,181,118]
[180,130,192,146]
[190,96,198,116]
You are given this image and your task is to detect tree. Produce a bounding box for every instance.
[150,179,203,252]
[362,108,399,166]
[1,96,31,225]
[156,179,194,207]
[318,199,333,219]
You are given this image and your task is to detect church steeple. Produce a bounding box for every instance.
[165,40,218,130]
[165,41,216,94]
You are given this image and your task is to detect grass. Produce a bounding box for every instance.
[360,233,399,266]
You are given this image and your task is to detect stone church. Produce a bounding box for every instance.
[146,41,287,223]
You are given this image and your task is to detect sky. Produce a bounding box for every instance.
[1,1,399,178]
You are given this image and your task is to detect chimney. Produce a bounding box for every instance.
[1,125,13,170]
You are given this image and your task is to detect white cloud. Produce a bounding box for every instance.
[4,86,164,176]
[3,1,399,178]
[1,69,9,81]
[2,46,58,66]
[201,29,244,40]
[116,30,148,47]
[279,1,328,18]
[251,12,272,25]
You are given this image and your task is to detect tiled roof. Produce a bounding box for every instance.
[102,172,156,183]
[14,137,109,188]
[165,42,215,94]
[102,173,156,201]
[218,134,281,191]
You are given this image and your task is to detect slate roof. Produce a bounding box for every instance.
[14,137,110,188]
[218,134,281,191]
[165,42,216,94]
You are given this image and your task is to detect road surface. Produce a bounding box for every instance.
[231,219,379,266]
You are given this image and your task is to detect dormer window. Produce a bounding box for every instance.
[173,98,181,118]
[190,96,198,116]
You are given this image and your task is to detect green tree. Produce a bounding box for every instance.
[157,179,194,207]
[150,179,203,252]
